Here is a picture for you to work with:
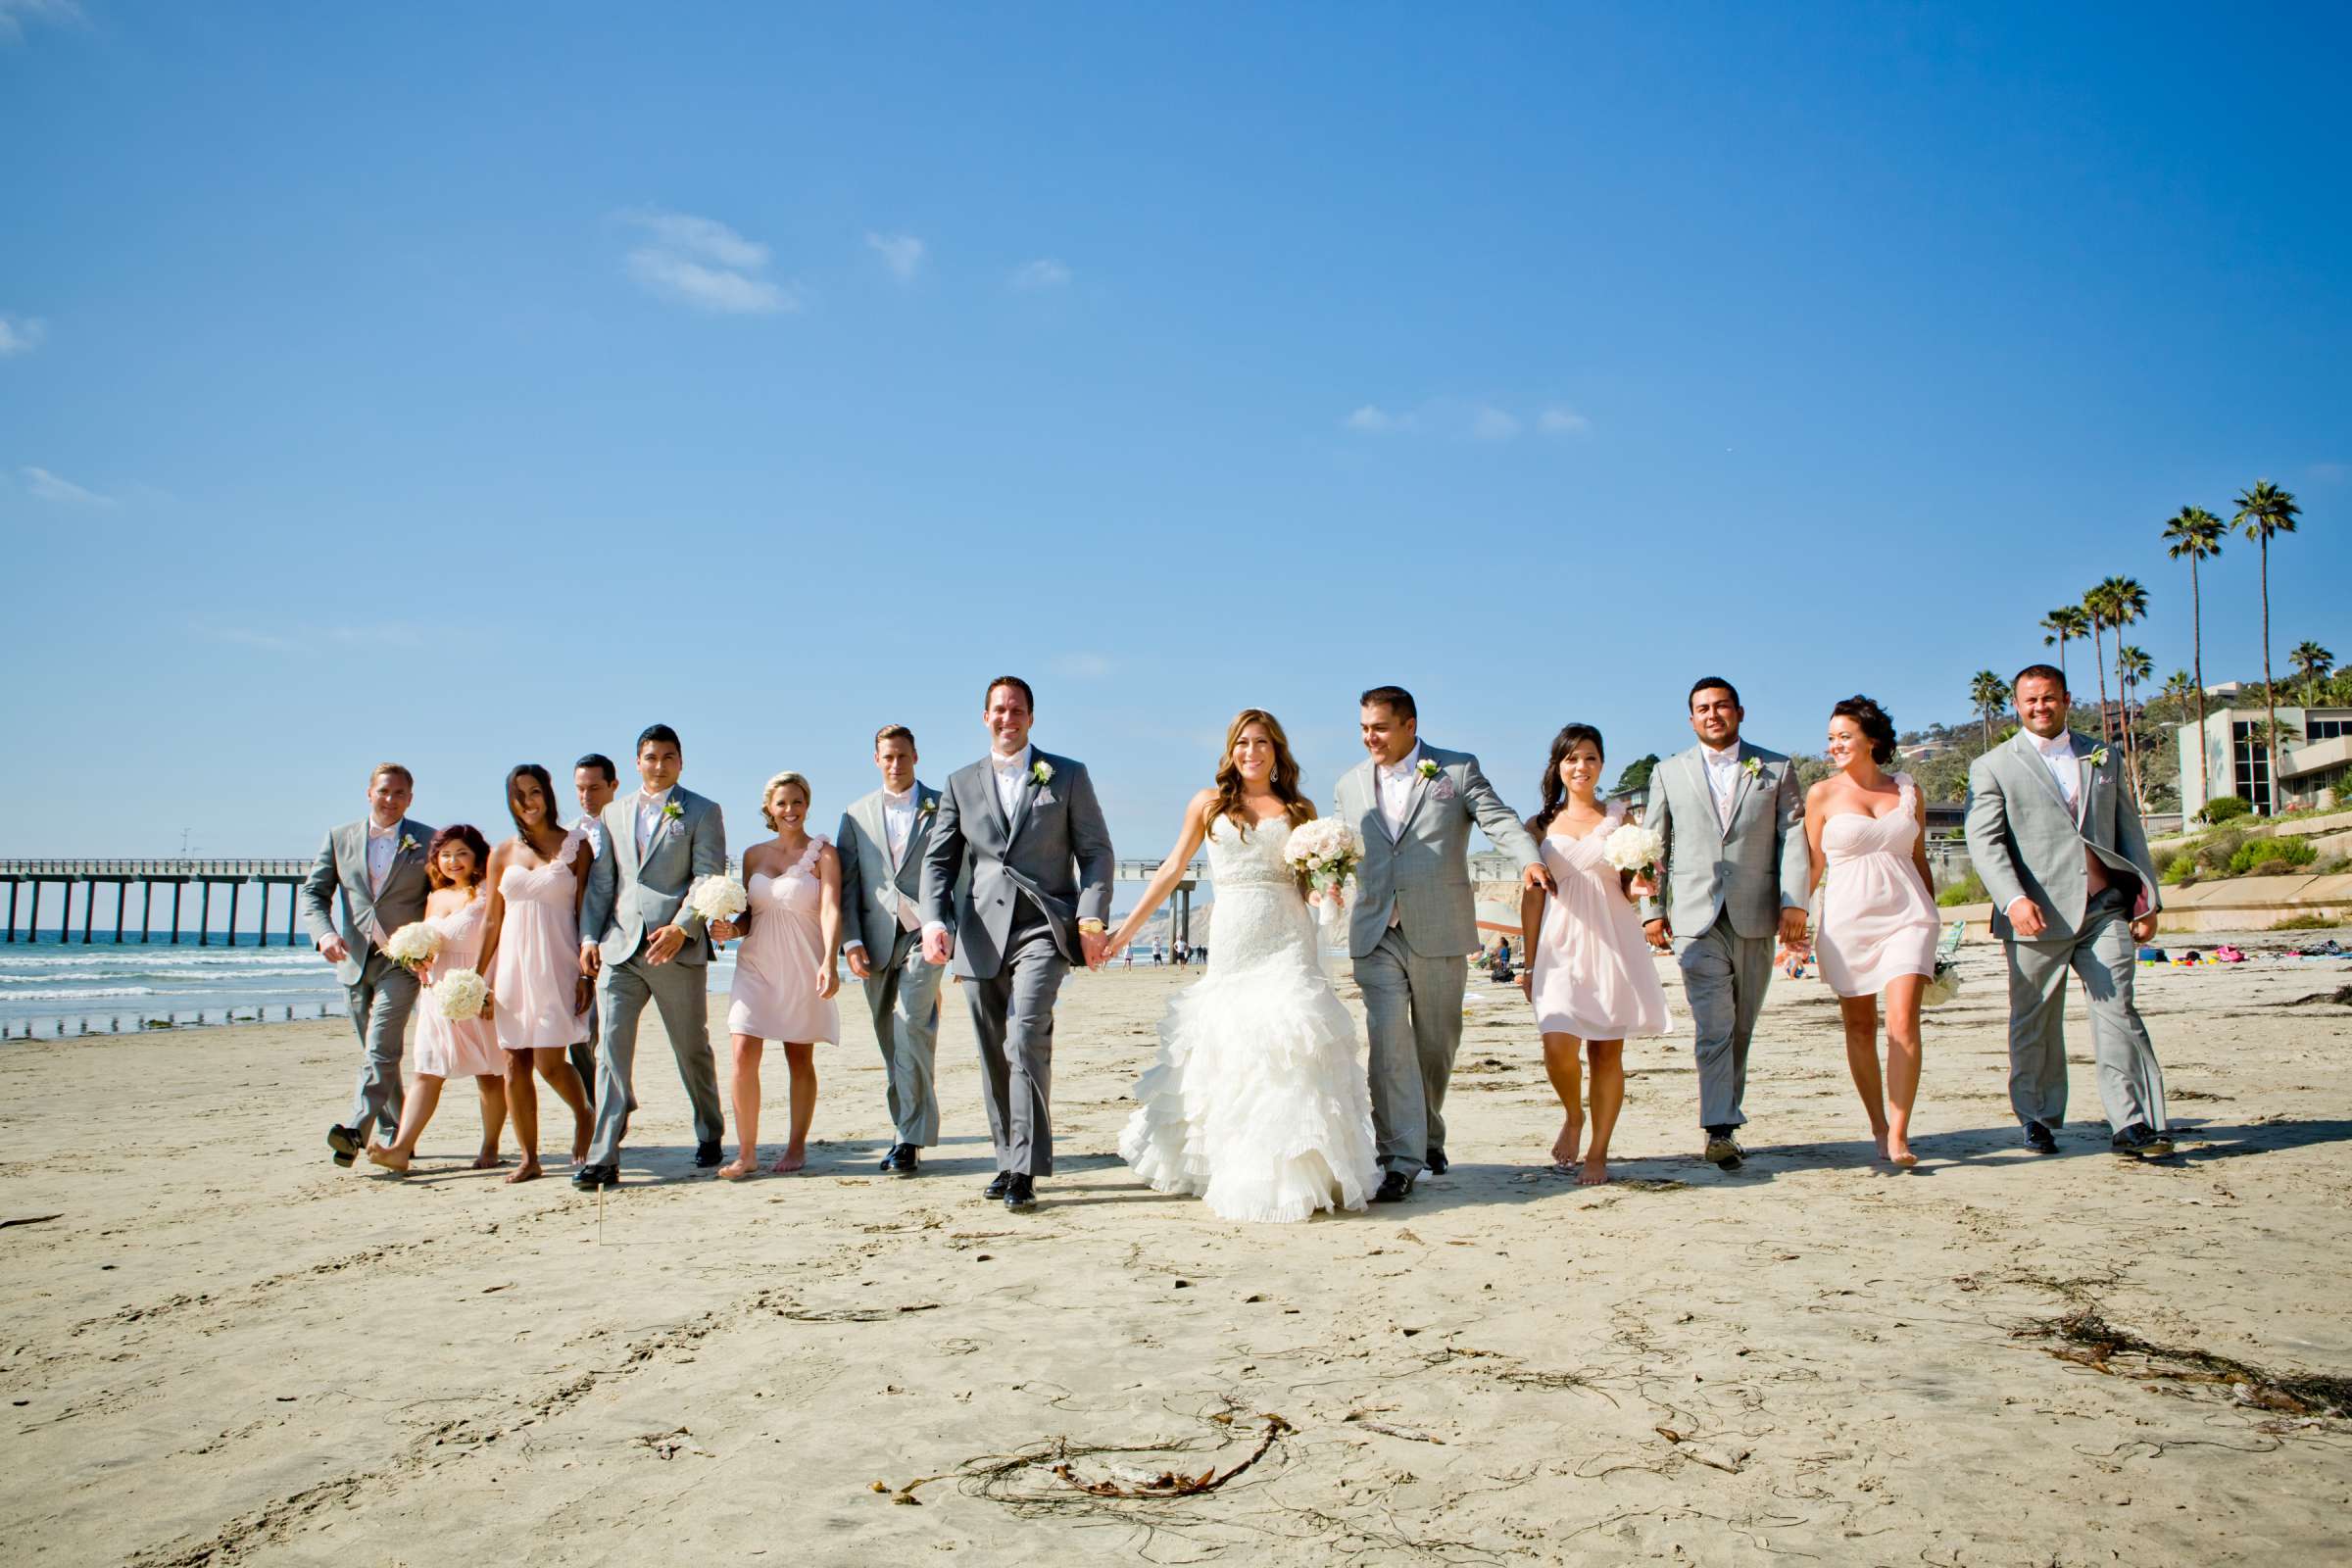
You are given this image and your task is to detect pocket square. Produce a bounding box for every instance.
[1429,778,1456,802]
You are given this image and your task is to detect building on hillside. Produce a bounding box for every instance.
[2175,706,2352,817]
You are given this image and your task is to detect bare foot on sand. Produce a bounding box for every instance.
[769,1148,807,1174]
[471,1151,503,1171]
[716,1157,760,1181]
[1887,1136,1918,1168]
[570,1123,590,1164]
[1872,1131,1890,1161]
[366,1144,411,1174]
[1552,1118,1584,1169]
[505,1156,542,1185]
[1578,1157,1610,1186]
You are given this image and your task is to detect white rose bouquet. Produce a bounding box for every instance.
[384,921,443,975]
[686,873,749,929]
[433,968,489,1021]
[1922,957,1961,1008]
[1601,822,1665,879]
[1284,817,1366,927]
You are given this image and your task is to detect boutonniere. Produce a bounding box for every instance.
[1416,759,1441,781]
[661,802,684,825]
[1030,760,1054,788]
[2086,747,2110,768]
[918,798,937,817]
[396,833,419,856]
[1742,757,1763,778]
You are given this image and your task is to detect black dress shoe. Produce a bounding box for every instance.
[1703,1133,1744,1170]
[982,1171,1013,1200]
[2112,1123,2176,1159]
[694,1140,722,1168]
[326,1124,362,1168]
[572,1163,618,1190]
[2024,1121,2059,1154]
[1003,1174,1037,1211]
[1424,1147,1449,1176]
[1372,1171,1413,1203]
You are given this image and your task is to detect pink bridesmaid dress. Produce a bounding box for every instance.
[1529,802,1671,1041]
[726,837,841,1044]
[412,899,506,1078]
[493,828,590,1053]
[1816,773,1940,999]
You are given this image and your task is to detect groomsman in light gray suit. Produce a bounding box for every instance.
[839,723,947,1178]
[302,762,435,1168]
[1964,663,2171,1158]
[920,676,1116,1212]
[1639,677,1809,1170]
[567,753,619,1096]
[573,724,727,1190]
[1335,686,1547,1202]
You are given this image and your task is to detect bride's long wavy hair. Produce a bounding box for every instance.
[1531,722,1606,838]
[1205,709,1315,842]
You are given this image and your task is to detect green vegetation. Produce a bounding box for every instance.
[1936,870,1986,907]
[2198,795,2250,824]
[2230,836,2319,876]
[2269,911,2345,931]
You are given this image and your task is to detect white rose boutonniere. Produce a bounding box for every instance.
[396,833,420,856]
[918,797,937,817]
[1030,760,1054,788]
[1742,757,1763,779]
[2086,747,2111,768]
[1416,759,1441,781]
[662,801,685,824]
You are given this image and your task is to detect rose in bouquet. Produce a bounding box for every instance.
[1922,957,1961,1008]
[383,921,443,975]
[433,968,489,1021]
[1601,822,1665,879]
[687,872,749,929]
[1284,816,1366,922]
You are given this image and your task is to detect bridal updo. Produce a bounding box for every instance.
[1206,709,1315,840]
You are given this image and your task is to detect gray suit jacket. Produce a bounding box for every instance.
[1964,729,2160,945]
[1333,744,1539,960]
[301,817,437,986]
[837,783,942,958]
[1638,742,1808,940]
[581,786,727,966]
[919,751,1114,981]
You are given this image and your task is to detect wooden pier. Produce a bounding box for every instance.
[0,859,313,946]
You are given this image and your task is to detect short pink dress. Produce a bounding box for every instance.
[412,899,506,1079]
[725,837,841,1044]
[1816,774,1940,999]
[1529,802,1672,1041]
[493,830,591,1053]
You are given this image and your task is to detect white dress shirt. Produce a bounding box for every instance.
[634,786,675,857]
[2032,732,2082,814]
[992,746,1034,821]
[365,818,400,894]
[1376,746,1423,839]
[877,788,924,938]
[1700,741,1743,829]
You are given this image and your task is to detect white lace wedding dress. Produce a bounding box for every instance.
[1119,814,1379,1222]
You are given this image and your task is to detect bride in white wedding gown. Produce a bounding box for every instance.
[1107,710,1379,1222]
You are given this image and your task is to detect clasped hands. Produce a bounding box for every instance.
[921,923,1110,969]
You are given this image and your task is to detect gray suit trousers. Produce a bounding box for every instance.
[1675,917,1775,1129]
[341,952,417,1143]
[1353,927,1467,1177]
[863,928,944,1147]
[2003,887,2167,1134]
[567,999,599,1106]
[964,905,1067,1176]
[586,952,723,1165]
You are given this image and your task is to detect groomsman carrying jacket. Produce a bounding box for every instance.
[1639,678,1810,1171]
[1963,663,2171,1158]
[573,723,727,1189]
[838,723,947,1178]
[303,762,436,1167]
[1335,686,1546,1202]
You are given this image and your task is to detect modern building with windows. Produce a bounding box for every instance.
[2176,706,2352,817]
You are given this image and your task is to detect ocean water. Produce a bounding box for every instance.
[0,931,738,1042]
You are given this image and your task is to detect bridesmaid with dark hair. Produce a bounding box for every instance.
[368,824,508,1173]
[1805,695,1939,1166]
[482,764,597,1183]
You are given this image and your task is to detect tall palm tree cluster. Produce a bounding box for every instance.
[2025,480,2316,816]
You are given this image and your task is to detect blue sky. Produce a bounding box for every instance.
[3,1,2345,874]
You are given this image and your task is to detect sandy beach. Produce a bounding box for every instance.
[4,937,2349,1566]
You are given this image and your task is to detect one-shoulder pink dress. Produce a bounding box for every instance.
[1816,774,1940,999]
[1529,802,1672,1041]
[412,899,506,1079]
[493,829,590,1053]
[726,838,840,1045]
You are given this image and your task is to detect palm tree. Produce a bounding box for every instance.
[2161,505,2226,812]
[1969,669,2010,748]
[2290,639,2334,701]
[2233,480,2303,812]
[2040,605,2090,689]
[2081,584,2116,744]
[2117,644,2153,798]
[2093,575,2149,796]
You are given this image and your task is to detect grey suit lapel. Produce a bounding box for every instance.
[894,787,935,893]
[1725,744,1759,830]
[1005,758,1037,846]
[612,799,643,879]
[1684,751,1725,845]
[2009,731,2074,816]
[1396,749,1434,840]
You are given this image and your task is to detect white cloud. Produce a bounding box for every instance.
[1345,405,1413,434]
[1469,406,1522,442]
[1538,407,1592,435]
[865,231,925,282]
[190,621,295,654]
[20,466,114,506]
[2309,461,2346,484]
[1052,651,1115,680]
[1010,258,1071,289]
[0,314,44,356]
[0,1,83,44]
[616,209,798,315]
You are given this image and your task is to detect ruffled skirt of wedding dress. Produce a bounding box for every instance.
[1118,951,1380,1223]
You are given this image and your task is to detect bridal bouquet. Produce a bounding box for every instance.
[686,872,749,929]
[1922,956,1961,1008]
[1285,818,1366,926]
[433,968,489,1021]
[383,921,443,974]
[1601,822,1665,879]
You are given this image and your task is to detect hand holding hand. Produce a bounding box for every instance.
[2009,899,2048,939]
[1642,917,1672,952]
[923,928,955,966]
[815,960,841,1000]
[1627,873,1656,900]
[1522,862,1556,896]
[845,946,873,980]
[574,974,594,1012]
[1778,906,1809,948]
[708,918,740,945]
[579,940,602,977]
[1080,930,1110,970]
[645,924,687,965]
[318,933,351,965]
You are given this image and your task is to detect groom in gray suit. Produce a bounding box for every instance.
[1335,686,1547,1201]
[573,724,728,1189]
[839,723,947,1177]
[920,676,1115,1211]
[1639,678,1809,1170]
[302,762,435,1167]
[1964,664,2170,1158]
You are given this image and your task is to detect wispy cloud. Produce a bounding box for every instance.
[0,0,83,44]
[20,466,114,506]
[1344,405,1415,434]
[189,620,296,654]
[1538,407,1592,435]
[1469,406,1522,442]
[617,209,799,315]
[1345,399,1589,444]
[865,231,925,282]
[0,314,44,357]
[1052,651,1116,680]
[2308,461,2346,484]
[1010,258,1071,290]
